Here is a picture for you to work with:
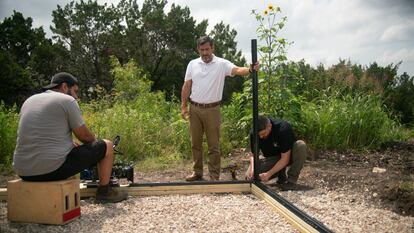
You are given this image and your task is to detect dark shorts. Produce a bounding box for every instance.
[20,140,107,182]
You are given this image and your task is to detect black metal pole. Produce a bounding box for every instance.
[251,39,259,182]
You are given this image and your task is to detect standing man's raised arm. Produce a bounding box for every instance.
[231,62,260,76]
[181,79,192,120]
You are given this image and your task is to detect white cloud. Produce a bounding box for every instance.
[379,48,414,64]
[380,21,414,42]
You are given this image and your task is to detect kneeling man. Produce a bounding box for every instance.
[245,116,307,190]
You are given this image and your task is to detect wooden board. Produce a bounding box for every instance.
[80,183,251,197]
[251,184,319,233]
[1,183,251,200]
[0,188,6,201]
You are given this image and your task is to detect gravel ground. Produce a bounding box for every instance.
[1,185,414,232]
[278,189,414,233]
[1,144,413,232]
[0,194,297,233]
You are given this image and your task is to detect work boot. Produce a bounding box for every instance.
[280,182,297,191]
[96,184,128,203]
[185,172,203,181]
[209,175,219,181]
[276,177,287,185]
[277,169,287,184]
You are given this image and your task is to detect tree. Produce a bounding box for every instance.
[51,0,123,98]
[0,52,32,106]
[27,40,70,88]
[119,0,207,99]
[365,62,400,94]
[0,11,55,106]
[0,11,46,66]
[387,72,414,124]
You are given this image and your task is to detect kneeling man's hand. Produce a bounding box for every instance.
[259,172,271,182]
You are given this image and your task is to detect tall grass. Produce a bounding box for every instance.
[82,98,192,162]
[302,93,404,150]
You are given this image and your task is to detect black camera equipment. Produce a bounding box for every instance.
[80,135,134,188]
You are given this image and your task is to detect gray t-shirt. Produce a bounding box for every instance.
[13,90,85,176]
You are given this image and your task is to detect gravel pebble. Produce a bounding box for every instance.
[0,194,297,233]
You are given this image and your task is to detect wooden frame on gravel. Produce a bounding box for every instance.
[0,180,332,232]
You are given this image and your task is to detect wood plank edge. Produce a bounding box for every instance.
[251,184,318,233]
[1,184,251,200]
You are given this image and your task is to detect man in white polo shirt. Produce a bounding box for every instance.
[181,35,259,181]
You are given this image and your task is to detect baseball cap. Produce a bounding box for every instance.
[43,72,79,90]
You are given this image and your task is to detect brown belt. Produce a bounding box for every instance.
[189,100,221,108]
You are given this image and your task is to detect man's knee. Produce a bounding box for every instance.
[295,140,306,149]
[102,139,114,157]
[293,140,307,160]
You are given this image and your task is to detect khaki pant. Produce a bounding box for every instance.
[246,140,307,183]
[189,105,221,179]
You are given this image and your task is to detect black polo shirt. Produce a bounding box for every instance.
[250,119,296,157]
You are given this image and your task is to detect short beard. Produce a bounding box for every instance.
[202,55,213,63]
[66,89,73,97]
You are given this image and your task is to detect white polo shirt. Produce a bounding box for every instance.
[184,55,236,104]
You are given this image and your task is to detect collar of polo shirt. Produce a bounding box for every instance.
[198,54,217,64]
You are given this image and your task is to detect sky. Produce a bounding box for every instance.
[1,0,414,76]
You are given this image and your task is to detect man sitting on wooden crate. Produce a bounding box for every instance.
[13,72,127,203]
[245,116,307,190]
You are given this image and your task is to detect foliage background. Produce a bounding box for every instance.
[0,1,413,170]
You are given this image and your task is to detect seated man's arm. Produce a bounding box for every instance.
[259,150,291,182]
[72,124,96,144]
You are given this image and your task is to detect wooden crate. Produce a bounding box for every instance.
[7,178,80,225]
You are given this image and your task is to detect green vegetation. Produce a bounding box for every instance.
[0,103,18,168]
[0,2,413,170]
[301,93,404,150]
[81,58,192,162]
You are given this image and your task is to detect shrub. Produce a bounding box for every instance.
[302,93,403,150]
[0,103,18,168]
[82,59,192,162]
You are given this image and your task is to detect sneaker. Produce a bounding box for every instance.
[96,184,128,203]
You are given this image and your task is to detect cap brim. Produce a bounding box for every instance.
[42,83,60,90]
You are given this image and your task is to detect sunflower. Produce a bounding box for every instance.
[268,4,274,11]
[264,10,268,15]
